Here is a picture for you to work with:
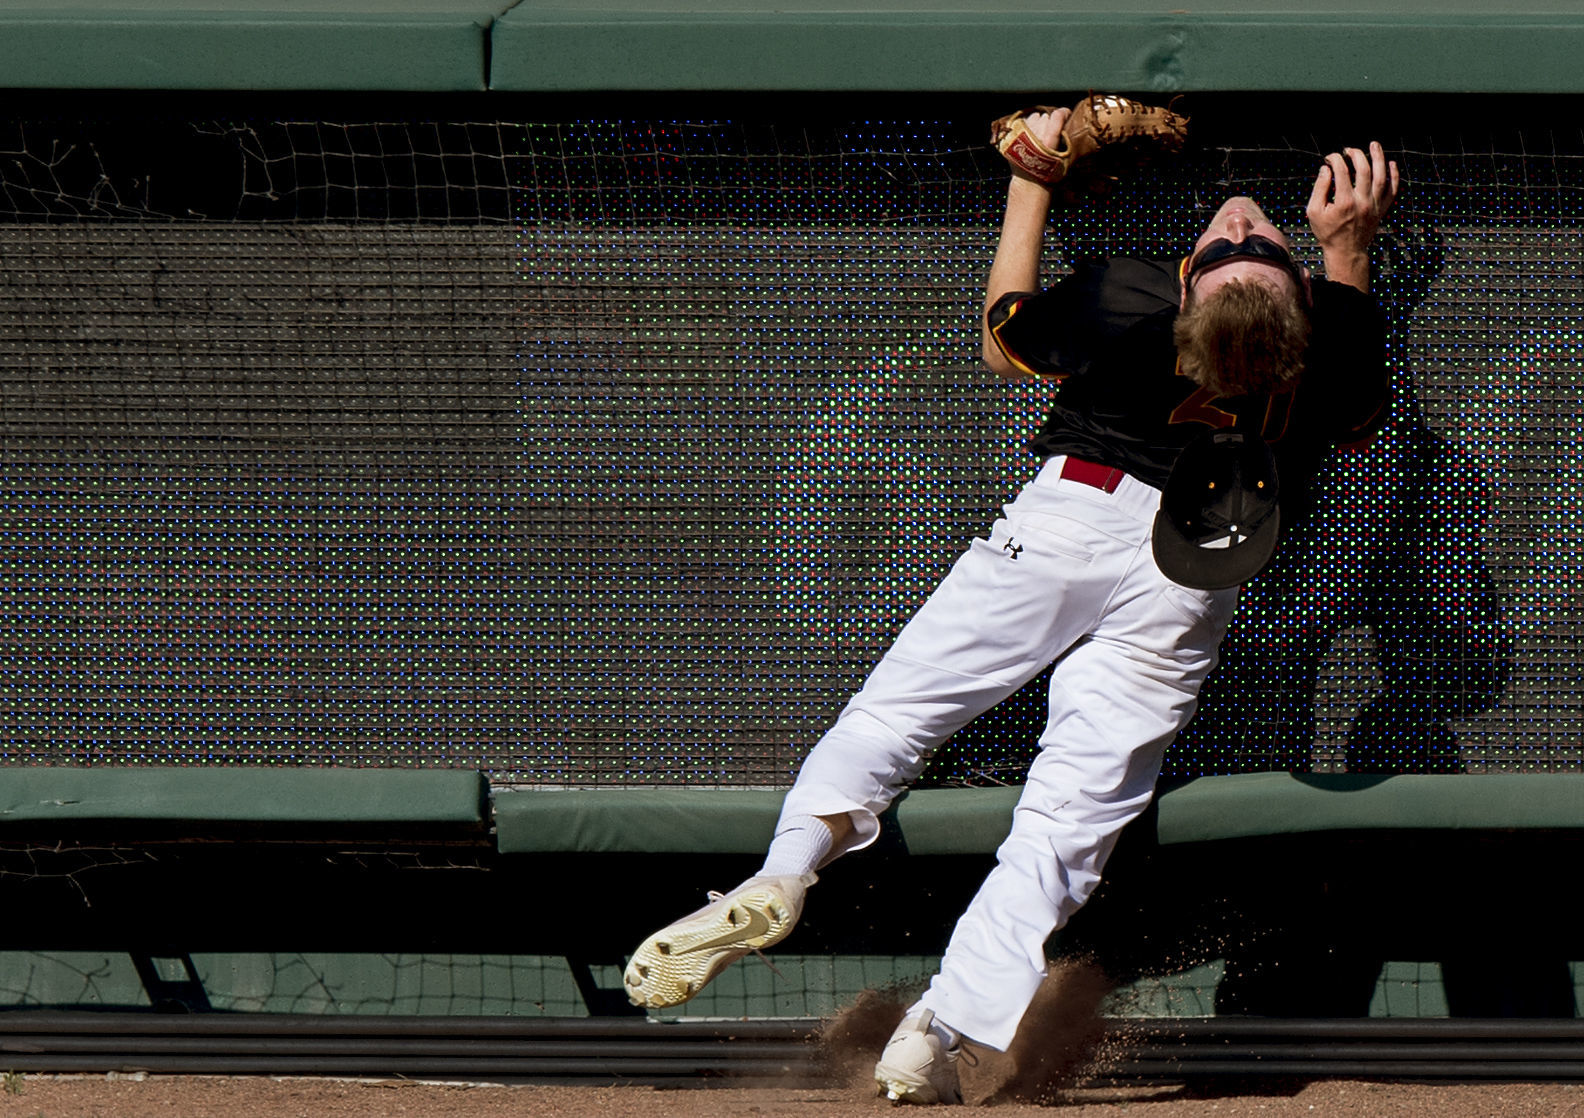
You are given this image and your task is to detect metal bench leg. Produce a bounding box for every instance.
[566,956,645,1016]
[130,952,213,1013]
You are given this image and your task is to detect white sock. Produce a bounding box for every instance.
[757,814,836,877]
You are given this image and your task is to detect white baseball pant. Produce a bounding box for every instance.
[778,454,1238,1050]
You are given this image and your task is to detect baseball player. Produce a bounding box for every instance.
[623,96,1398,1105]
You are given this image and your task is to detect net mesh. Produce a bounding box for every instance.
[1,108,1580,784]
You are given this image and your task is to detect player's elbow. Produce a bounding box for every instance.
[981,336,1027,379]
[981,301,1034,379]
[980,321,1008,372]
[980,338,1008,375]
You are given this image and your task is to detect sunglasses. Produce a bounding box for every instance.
[1186,234,1306,290]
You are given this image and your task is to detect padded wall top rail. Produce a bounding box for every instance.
[489,774,1584,856]
[1154,772,1584,845]
[490,785,1025,855]
[0,769,1579,846]
[8,1,1584,93]
[0,766,490,827]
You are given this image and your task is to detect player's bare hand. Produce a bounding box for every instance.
[1019,107,1070,152]
[1306,141,1398,291]
[1306,141,1400,254]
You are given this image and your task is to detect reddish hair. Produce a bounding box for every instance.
[1174,279,1310,397]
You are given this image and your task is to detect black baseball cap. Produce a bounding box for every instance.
[1152,429,1281,590]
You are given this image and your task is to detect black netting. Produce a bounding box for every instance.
[1,101,1578,782]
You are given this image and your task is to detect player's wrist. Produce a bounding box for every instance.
[1321,245,1369,274]
[1321,247,1371,292]
[1006,175,1058,218]
[1007,173,1055,199]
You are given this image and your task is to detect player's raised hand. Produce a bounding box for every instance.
[1306,140,1399,291]
[1308,142,1399,250]
[1021,107,1070,154]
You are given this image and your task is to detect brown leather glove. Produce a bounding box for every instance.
[991,93,1189,196]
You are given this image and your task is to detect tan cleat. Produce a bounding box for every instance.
[623,872,816,1009]
[874,1009,964,1105]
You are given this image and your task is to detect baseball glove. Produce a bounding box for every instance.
[991,93,1189,197]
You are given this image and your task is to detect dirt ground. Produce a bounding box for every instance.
[2,1074,1582,1118]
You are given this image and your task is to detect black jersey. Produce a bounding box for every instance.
[987,255,1390,522]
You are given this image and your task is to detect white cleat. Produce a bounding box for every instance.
[874,1009,964,1105]
[623,872,816,1009]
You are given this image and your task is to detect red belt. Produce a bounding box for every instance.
[1059,456,1124,493]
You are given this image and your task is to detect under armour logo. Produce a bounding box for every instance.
[1002,538,1023,560]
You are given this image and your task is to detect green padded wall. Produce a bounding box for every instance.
[491,1,1584,94]
[8,1,1584,93]
[0,1,504,91]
